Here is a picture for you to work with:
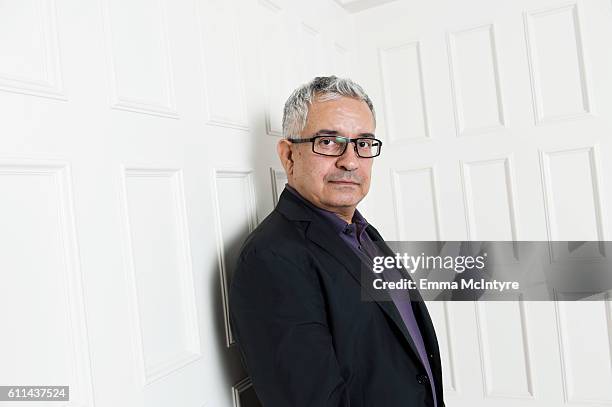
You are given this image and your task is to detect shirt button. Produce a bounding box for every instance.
[416,374,429,385]
[428,353,434,359]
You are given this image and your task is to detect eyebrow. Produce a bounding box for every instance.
[316,129,375,138]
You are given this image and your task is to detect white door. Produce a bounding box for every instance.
[0,0,354,406]
[354,0,612,406]
[5,0,609,405]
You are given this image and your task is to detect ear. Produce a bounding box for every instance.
[277,139,294,179]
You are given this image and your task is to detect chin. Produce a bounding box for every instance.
[324,194,363,208]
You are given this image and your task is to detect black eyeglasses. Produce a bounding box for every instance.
[287,133,383,158]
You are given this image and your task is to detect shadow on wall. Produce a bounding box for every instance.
[208,226,263,407]
[208,109,275,407]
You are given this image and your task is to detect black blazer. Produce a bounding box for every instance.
[229,188,445,407]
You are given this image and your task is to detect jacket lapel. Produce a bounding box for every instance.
[275,189,426,368]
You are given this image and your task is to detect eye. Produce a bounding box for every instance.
[317,136,346,147]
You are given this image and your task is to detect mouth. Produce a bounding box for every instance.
[329,180,359,186]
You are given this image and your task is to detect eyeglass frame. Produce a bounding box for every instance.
[286,132,383,158]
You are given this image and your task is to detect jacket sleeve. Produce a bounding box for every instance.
[228,248,350,407]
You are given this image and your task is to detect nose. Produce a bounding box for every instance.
[335,141,359,171]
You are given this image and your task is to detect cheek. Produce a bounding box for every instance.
[360,163,373,188]
[291,151,308,178]
[361,162,373,178]
[297,157,333,183]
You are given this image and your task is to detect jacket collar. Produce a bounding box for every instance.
[275,187,427,367]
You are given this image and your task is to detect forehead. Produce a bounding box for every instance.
[303,96,375,135]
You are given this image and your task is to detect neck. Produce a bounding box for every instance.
[335,211,354,224]
[287,182,355,224]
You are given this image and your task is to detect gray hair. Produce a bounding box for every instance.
[282,76,376,138]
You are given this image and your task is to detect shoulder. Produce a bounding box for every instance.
[229,209,320,301]
[237,208,310,266]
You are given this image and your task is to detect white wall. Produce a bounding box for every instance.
[1,0,611,406]
[0,0,353,406]
[353,0,612,406]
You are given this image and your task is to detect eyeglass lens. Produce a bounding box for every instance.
[313,136,381,157]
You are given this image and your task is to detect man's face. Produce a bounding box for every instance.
[278,96,375,219]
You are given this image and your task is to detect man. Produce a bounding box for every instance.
[229,76,444,407]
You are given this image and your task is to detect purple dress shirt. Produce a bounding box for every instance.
[284,184,438,407]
